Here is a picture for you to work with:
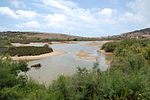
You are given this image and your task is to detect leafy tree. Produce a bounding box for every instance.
[43,44,50,48]
[101,42,119,52]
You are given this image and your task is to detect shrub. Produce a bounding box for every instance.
[4,46,53,56]
[101,42,119,52]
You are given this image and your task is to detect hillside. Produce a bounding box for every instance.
[121,28,150,39]
[0,31,103,43]
[0,31,83,40]
[106,28,150,40]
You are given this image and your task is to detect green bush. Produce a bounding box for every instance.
[0,60,29,88]
[101,42,119,52]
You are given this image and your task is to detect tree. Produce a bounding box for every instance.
[43,44,49,48]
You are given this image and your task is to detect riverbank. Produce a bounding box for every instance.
[76,51,99,60]
[86,43,104,46]
[11,41,78,47]
[97,50,113,66]
[97,50,113,55]
[31,41,78,44]
[11,50,67,61]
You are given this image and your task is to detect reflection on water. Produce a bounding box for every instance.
[13,41,109,84]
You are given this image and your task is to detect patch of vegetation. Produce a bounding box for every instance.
[0,40,12,54]
[4,44,53,56]
[0,40,11,47]
[101,42,119,52]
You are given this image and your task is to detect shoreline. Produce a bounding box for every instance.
[97,50,113,66]
[11,41,78,47]
[11,50,67,61]
[97,50,113,55]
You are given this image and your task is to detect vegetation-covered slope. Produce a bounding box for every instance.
[0,31,102,43]
[103,28,150,40]
[120,28,150,38]
[0,31,82,40]
[0,40,11,47]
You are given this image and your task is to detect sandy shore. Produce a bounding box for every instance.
[105,60,113,65]
[31,41,77,44]
[76,51,99,60]
[87,43,104,46]
[97,50,113,55]
[52,41,78,44]
[11,50,67,61]
[12,41,78,47]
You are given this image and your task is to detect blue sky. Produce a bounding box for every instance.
[0,0,150,37]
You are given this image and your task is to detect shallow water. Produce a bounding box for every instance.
[13,41,109,84]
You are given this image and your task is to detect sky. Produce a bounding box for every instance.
[0,0,150,37]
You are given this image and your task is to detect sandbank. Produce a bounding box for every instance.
[76,51,99,60]
[11,50,67,61]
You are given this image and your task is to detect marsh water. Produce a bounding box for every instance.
[13,41,109,85]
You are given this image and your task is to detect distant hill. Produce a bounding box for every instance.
[120,28,150,39]
[0,31,83,40]
[2,28,149,42]
[106,28,150,40]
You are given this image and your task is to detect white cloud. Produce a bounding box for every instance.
[0,7,37,19]
[100,8,116,17]
[16,10,37,19]
[11,0,20,8]
[45,14,75,30]
[16,21,41,29]
[37,0,122,35]
[42,0,77,10]
[46,14,66,22]
[69,8,94,21]
[127,0,150,24]
[0,7,18,18]
[42,0,149,30]
[42,0,98,31]
[11,0,25,8]
[42,0,94,21]
[120,12,144,23]
[41,0,150,34]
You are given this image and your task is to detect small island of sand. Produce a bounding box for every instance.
[86,43,104,46]
[76,51,99,60]
[11,50,67,61]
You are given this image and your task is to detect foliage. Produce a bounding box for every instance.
[43,44,50,48]
[101,42,119,52]
[0,40,11,47]
[0,59,29,88]
[4,45,53,56]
